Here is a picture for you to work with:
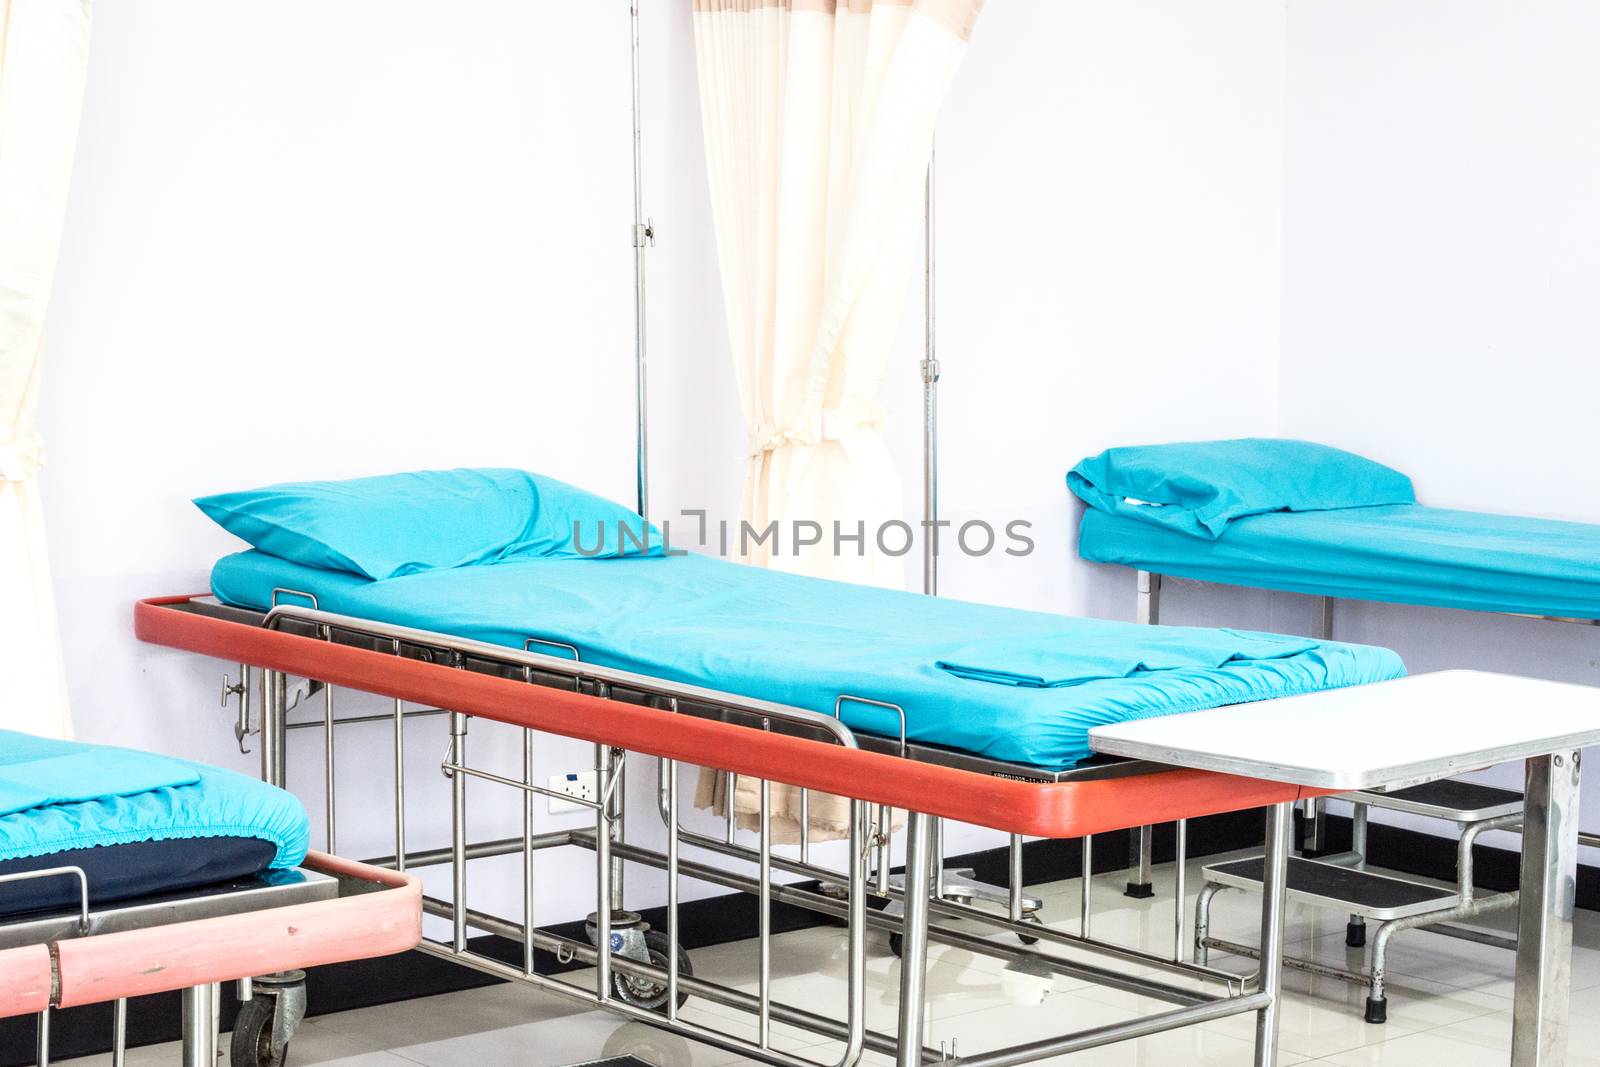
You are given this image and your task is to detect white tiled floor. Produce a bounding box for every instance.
[60,850,1600,1066]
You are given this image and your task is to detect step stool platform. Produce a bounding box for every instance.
[1352,778,1523,822]
[1204,855,1459,921]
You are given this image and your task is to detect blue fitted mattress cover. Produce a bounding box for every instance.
[212,549,1405,770]
[1080,504,1600,620]
[0,731,310,874]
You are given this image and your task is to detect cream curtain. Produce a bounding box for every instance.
[694,0,981,587]
[692,0,982,839]
[0,0,92,739]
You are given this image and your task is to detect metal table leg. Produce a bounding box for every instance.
[1126,824,1155,898]
[896,812,933,1067]
[1128,570,1162,903]
[1253,802,1291,1067]
[1512,750,1580,1066]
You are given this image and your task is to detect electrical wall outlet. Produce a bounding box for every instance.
[548,770,599,814]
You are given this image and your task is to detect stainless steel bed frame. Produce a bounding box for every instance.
[204,595,1297,1067]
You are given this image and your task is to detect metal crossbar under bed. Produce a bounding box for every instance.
[136,593,1311,1067]
[1125,569,1595,1021]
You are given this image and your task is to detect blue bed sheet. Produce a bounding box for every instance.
[1079,504,1600,620]
[0,731,310,871]
[212,550,1404,770]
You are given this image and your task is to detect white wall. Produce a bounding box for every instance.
[1275,0,1600,852]
[918,0,1292,857]
[40,0,654,930]
[49,0,1574,930]
[659,0,1600,864]
[36,0,1298,922]
[931,0,1289,621]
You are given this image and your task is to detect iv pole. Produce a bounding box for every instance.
[922,150,940,597]
[630,0,652,520]
[614,0,652,930]
[916,147,1042,925]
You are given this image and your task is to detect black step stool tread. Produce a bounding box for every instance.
[1206,856,1457,920]
[1354,779,1523,821]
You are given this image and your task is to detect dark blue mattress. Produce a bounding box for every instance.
[0,730,310,920]
[0,836,279,917]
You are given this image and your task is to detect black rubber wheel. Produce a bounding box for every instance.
[1346,920,1368,948]
[230,996,289,1067]
[1016,913,1044,946]
[611,929,692,1012]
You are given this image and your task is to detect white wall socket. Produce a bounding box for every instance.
[548,770,599,814]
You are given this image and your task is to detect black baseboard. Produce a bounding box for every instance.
[5,806,1552,1064]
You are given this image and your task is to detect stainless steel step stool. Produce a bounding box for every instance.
[1195,777,1524,1022]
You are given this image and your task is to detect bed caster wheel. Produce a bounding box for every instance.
[818,881,869,927]
[1016,913,1044,945]
[231,998,288,1067]
[1346,920,1367,948]
[231,974,305,1067]
[1363,995,1387,1025]
[612,929,693,1013]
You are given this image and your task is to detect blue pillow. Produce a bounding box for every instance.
[195,468,661,580]
[1068,439,1415,540]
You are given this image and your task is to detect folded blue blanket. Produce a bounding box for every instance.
[935,628,1318,688]
[0,732,309,870]
[1069,439,1415,540]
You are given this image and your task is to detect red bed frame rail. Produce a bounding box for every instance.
[134,595,1325,841]
[0,852,419,1018]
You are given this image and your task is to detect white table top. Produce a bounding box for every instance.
[1089,670,1600,790]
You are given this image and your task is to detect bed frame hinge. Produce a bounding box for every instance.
[224,668,253,754]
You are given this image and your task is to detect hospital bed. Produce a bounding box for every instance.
[1069,437,1600,1020]
[0,732,421,1066]
[130,467,1443,1066]
[131,470,1593,1067]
